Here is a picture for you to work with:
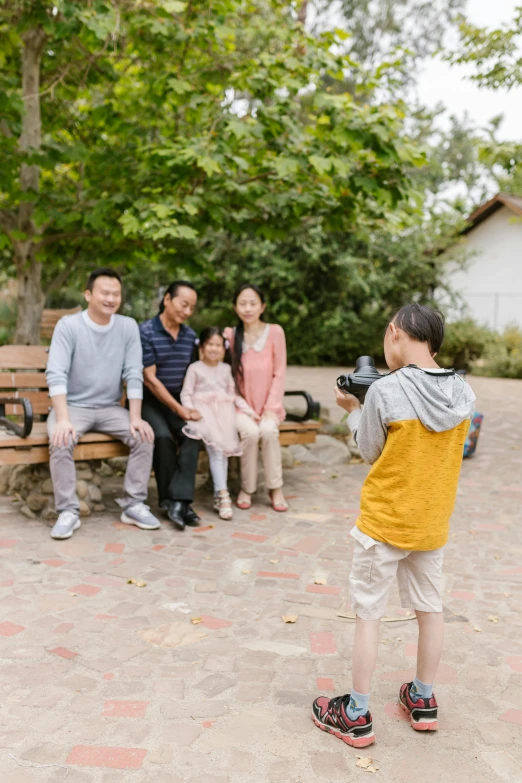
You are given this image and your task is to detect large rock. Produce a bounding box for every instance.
[79,500,91,517]
[0,466,14,495]
[308,434,350,466]
[96,462,113,477]
[20,504,36,519]
[347,434,361,459]
[76,480,89,499]
[288,444,320,465]
[8,465,33,494]
[281,447,295,469]
[88,484,102,503]
[108,456,128,472]
[41,478,54,495]
[76,467,93,481]
[26,492,49,512]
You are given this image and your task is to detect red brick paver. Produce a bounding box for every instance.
[66,745,147,769]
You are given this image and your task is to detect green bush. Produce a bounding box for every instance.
[438,319,493,371]
[475,324,522,379]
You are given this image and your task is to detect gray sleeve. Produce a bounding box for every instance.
[45,318,73,397]
[347,383,388,465]
[122,319,144,400]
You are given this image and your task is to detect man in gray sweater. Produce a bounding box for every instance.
[45,268,160,539]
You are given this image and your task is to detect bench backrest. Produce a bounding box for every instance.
[40,306,82,340]
[0,345,51,418]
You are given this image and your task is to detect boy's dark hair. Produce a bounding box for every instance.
[159,280,197,313]
[390,303,445,354]
[191,326,232,366]
[86,267,122,291]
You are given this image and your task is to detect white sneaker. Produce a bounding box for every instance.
[121,502,161,530]
[51,511,81,540]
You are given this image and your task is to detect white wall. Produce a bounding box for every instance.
[444,205,522,330]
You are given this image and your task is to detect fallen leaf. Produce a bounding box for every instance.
[127,579,147,588]
[241,569,251,574]
[191,616,203,625]
[494,555,501,560]
[488,615,499,623]
[69,592,77,597]
[331,474,338,479]
[282,614,298,624]
[504,592,511,597]
[356,756,379,773]
[314,578,326,585]
[473,626,482,632]
[269,559,279,564]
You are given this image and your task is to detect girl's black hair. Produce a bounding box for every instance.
[159,280,197,313]
[231,284,266,394]
[191,326,232,365]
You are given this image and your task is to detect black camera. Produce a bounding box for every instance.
[336,356,387,402]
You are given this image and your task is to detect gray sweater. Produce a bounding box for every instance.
[46,311,143,407]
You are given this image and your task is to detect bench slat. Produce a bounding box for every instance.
[0,372,48,389]
[0,346,48,370]
[0,441,129,465]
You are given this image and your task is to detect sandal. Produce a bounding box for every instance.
[269,489,288,513]
[236,492,252,510]
[216,491,233,521]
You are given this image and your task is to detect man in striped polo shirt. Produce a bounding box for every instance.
[140,281,201,531]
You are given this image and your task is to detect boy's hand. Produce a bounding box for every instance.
[334,387,361,413]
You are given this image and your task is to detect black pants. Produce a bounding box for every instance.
[141,394,200,504]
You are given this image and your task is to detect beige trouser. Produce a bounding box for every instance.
[236,412,283,494]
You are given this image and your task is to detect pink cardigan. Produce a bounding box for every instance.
[224,324,287,423]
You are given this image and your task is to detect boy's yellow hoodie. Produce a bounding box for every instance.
[347,366,476,551]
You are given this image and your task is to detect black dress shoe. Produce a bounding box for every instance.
[183,505,201,527]
[160,500,185,531]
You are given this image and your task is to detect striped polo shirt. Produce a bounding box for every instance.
[139,314,196,395]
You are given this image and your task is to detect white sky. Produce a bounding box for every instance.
[417,0,522,140]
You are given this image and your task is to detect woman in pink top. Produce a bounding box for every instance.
[224,284,288,512]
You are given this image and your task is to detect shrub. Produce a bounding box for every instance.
[475,324,522,379]
[438,319,493,371]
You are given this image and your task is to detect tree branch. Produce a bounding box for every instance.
[44,255,79,297]
[34,231,98,249]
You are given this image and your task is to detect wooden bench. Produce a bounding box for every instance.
[0,346,321,466]
[40,306,82,340]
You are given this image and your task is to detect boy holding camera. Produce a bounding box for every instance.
[312,304,475,748]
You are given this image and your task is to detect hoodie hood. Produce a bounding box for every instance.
[396,366,476,433]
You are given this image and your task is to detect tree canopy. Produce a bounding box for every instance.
[1,0,424,344]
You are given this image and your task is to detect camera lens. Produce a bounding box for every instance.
[355,356,375,371]
[336,374,349,391]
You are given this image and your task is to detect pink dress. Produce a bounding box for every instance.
[180,361,257,456]
[224,324,287,423]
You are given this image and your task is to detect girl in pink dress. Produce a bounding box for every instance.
[181,327,259,520]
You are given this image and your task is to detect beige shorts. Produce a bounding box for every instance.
[349,527,444,620]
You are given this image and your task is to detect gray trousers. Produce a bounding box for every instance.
[47,405,154,514]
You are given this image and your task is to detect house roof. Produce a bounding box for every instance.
[463,192,522,234]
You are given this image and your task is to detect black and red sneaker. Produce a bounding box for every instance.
[312,694,375,748]
[399,682,439,731]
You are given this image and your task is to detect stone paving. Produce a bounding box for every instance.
[1,369,522,783]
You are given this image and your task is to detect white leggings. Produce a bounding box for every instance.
[207,445,228,493]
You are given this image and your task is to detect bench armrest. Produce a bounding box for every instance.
[0,396,34,439]
[284,391,320,423]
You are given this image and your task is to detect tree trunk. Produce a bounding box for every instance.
[13,27,46,345]
[298,0,309,24]
[15,258,45,345]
